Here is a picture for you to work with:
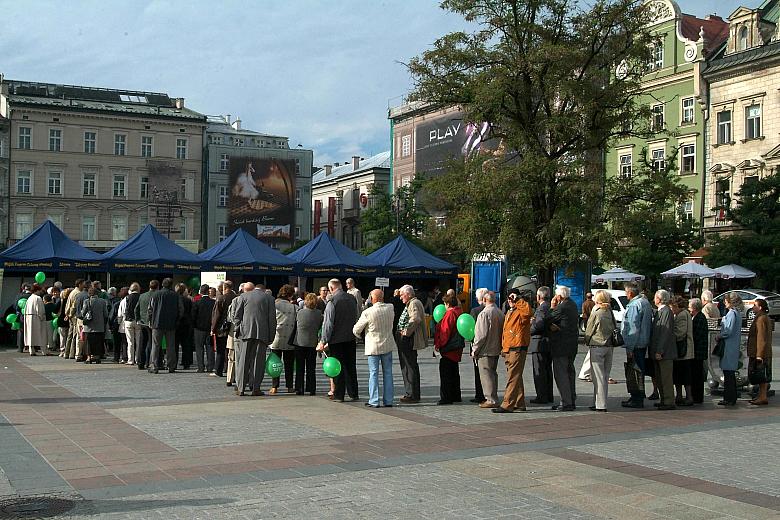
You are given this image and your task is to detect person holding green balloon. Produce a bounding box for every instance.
[353,289,395,407]
[433,294,465,405]
[14,284,32,352]
[23,284,49,356]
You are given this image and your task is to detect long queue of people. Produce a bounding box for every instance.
[13,277,773,409]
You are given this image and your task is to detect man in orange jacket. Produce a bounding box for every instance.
[494,288,533,413]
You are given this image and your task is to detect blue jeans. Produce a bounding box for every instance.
[367,352,394,406]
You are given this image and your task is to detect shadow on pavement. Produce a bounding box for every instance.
[72,497,236,516]
[1,396,153,404]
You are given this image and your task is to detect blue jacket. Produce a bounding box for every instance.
[719,308,742,371]
[621,295,652,352]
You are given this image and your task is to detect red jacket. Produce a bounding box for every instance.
[434,307,463,363]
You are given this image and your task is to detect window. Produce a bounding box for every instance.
[18,127,31,149]
[717,110,732,144]
[619,154,632,178]
[217,224,227,241]
[648,42,664,70]
[681,98,695,124]
[138,213,148,229]
[46,214,63,229]
[111,215,127,241]
[745,104,761,139]
[294,158,300,175]
[742,175,759,201]
[219,153,229,171]
[49,129,62,152]
[180,178,187,200]
[218,185,228,207]
[680,144,695,173]
[680,198,693,221]
[651,104,664,131]
[141,136,153,157]
[295,189,301,209]
[119,94,147,103]
[47,171,62,195]
[83,172,96,196]
[180,219,187,240]
[651,148,665,172]
[140,176,149,199]
[715,179,730,209]
[81,215,96,241]
[295,225,301,240]
[15,213,32,239]
[114,134,126,155]
[739,26,749,51]
[176,138,187,159]
[401,134,411,157]
[84,131,96,154]
[113,174,126,198]
[16,170,31,194]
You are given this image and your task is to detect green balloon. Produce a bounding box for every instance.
[266,352,283,378]
[322,356,342,378]
[34,272,46,284]
[51,317,58,329]
[11,321,20,331]
[17,298,27,311]
[433,304,446,323]
[456,313,476,341]
[5,314,17,324]
[161,335,167,351]
[188,276,200,289]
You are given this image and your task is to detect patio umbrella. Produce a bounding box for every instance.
[592,267,645,284]
[713,264,756,279]
[661,260,717,279]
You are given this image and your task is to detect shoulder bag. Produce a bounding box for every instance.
[608,310,624,347]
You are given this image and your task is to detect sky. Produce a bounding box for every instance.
[0,0,749,167]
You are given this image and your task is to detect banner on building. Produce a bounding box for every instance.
[228,158,296,242]
[147,160,183,235]
[414,111,496,176]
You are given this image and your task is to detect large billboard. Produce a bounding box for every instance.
[147,160,184,236]
[414,111,495,175]
[228,158,296,242]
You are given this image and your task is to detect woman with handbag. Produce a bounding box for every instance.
[293,293,323,396]
[80,286,109,364]
[433,294,464,405]
[718,292,743,406]
[747,299,773,405]
[671,296,694,406]
[583,290,615,412]
[269,285,298,394]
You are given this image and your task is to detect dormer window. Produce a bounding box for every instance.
[738,26,749,51]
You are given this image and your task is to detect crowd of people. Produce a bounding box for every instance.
[10,277,774,409]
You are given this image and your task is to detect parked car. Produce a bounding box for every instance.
[581,289,628,333]
[713,289,780,321]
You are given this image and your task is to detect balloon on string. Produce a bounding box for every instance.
[161,336,167,351]
[456,313,476,341]
[5,314,17,324]
[51,317,58,330]
[17,298,27,311]
[34,272,46,284]
[188,276,200,289]
[322,356,341,378]
[432,304,446,323]
[266,352,283,378]
[11,322,20,331]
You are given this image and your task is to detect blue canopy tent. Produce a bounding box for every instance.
[286,232,378,277]
[367,235,458,278]
[101,224,202,273]
[0,220,104,271]
[199,228,296,275]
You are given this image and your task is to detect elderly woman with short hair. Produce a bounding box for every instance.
[650,289,677,410]
[584,290,615,412]
[747,299,773,405]
[701,290,721,320]
[688,298,710,404]
[671,295,694,406]
[293,293,323,396]
[718,292,743,406]
[269,284,298,394]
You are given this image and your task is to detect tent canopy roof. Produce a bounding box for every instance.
[366,235,457,277]
[287,233,377,276]
[714,264,757,279]
[0,220,103,271]
[661,260,717,279]
[101,225,201,271]
[199,228,295,274]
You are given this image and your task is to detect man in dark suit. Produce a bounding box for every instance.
[233,282,276,396]
[191,284,216,373]
[549,286,579,411]
[318,278,359,402]
[650,289,677,410]
[148,278,183,374]
[530,286,553,404]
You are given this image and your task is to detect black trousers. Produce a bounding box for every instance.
[397,337,420,400]
[214,335,227,376]
[177,324,193,369]
[271,349,296,389]
[532,351,554,402]
[691,359,707,404]
[723,370,737,404]
[330,340,358,400]
[85,332,105,359]
[137,326,150,369]
[294,347,317,394]
[473,360,484,400]
[112,330,126,362]
[439,356,462,403]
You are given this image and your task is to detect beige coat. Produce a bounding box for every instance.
[674,309,694,360]
[23,293,48,348]
[584,304,613,347]
[473,303,504,359]
[702,302,720,320]
[401,297,428,350]
[354,303,396,356]
[747,313,773,360]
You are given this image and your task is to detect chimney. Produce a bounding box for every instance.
[352,155,361,170]
[324,165,332,176]
[174,98,184,109]
[334,162,340,167]
[231,117,242,131]
[705,14,723,21]
[224,114,231,124]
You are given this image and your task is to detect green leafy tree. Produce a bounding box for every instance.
[359,181,430,254]
[602,151,701,289]
[407,0,656,285]
[707,172,780,290]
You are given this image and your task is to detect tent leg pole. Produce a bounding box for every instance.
[106,272,111,290]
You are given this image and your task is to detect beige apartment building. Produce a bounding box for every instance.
[703,2,780,241]
[0,77,206,251]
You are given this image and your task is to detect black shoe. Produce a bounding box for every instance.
[383,404,393,407]
[647,391,659,400]
[168,369,175,373]
[529,398,548,405]
[183,366,191,370]
[309,392,316,396]
[226,382,233,387]
[589,406,597,411]
[596,409,607,412]
[436,400,453,405]
[717,400,736,406]
[492,406,513,414]
[197,369,205,373]
[137,365,145,370]
[295,390,304,396]
[554,405,576,412]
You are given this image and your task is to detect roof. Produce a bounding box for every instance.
[198,228,295,274]
[206,116,288,139]
[312,151,391,184]
[679,14,729,54]
[0,220,104,271]
[705,40,780,74]
[101,225,202,272]
[366,235,457,278]
[4,79,205,122]
[286,232,378,276]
